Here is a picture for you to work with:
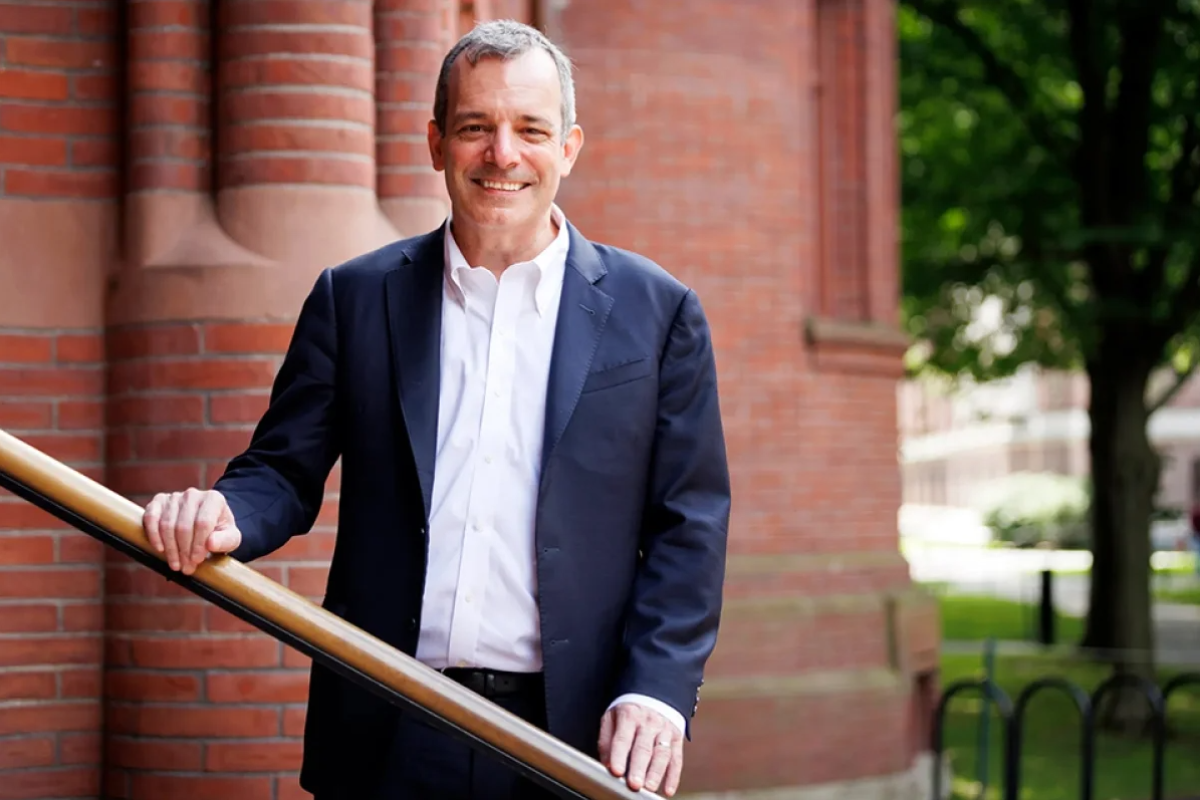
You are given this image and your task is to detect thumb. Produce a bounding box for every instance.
[207,524,241,554]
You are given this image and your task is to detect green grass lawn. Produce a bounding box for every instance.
[1156,584,1200,605]
[936,592,1086,643]
[933,592,1200,800]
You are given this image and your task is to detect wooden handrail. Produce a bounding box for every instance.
[0,429,660,800]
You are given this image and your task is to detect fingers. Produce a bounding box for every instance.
[191,491,226,566]
[158,492,183,571]
[599,705,684,795]
[597,708,615,766]
[142,489,233,574]
[642,728,677,795]
[662,735,685,797]
[143,493,168,554]
[604,707,638,779]
[623,722,660,793]
[175,489,208,575]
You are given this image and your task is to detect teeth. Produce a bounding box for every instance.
[480,180,524,191]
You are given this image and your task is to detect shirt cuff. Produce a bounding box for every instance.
[605,693,686,735]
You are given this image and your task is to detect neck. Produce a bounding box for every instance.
[451,211,559,276]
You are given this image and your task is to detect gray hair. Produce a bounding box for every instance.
[433,20,576,137]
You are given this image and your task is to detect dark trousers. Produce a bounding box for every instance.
[327,669,560,800]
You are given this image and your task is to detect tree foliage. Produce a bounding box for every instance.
[900,0,1200,393]
[899,0,1200,725]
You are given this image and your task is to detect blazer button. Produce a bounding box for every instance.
[408,617,418,631]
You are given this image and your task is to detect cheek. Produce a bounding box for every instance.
[527,152,563,184]
[446,143,482,173]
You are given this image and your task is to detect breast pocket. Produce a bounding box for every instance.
[581,356,655,394]
[571,357,657,475]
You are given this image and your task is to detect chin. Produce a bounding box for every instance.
[465,205,532,228]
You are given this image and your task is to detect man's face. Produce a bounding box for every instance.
[428,49,583,234]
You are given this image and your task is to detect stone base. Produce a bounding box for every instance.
[683,752,947,800]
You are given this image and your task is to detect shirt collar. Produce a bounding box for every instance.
[443,204,570,318]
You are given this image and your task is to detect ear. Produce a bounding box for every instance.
[559,124,585,178]
[428,119,446,172]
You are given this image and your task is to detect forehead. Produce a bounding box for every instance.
[447,48,562,118]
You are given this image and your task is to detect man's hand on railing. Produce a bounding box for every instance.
[598,702,684,797]
[143,488,242,576]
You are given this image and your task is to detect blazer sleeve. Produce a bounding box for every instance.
[214,268,342,563]
[613,288,732,732]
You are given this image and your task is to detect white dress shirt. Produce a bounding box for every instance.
[414,205,684,735]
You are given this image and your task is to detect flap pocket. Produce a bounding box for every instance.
[581,356,654,393]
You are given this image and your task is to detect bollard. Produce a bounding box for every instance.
[1038,569,1055,646]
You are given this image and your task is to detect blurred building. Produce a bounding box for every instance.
[0,1,935,798]
[899,365,1200,539]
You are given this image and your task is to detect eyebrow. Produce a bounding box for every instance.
[452,112,556,129]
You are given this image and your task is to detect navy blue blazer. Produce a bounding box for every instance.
[214,222,731,796]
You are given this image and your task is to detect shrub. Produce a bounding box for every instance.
[974,472,1090,548]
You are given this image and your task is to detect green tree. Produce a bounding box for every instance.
[900,0,1200,725]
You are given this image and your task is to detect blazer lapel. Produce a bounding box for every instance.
[384,229,445,519]
[541,224,614,472]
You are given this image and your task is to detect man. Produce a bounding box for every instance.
[142,19,730,800]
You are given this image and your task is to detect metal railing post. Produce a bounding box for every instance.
[931,678,1014,800]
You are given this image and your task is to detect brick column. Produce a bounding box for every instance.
[863,0,900,325]
[0,1,118,797]
[216,0,395,261]
[219,1,375,190]
[128,0,211,194]
[375,0,454,235]
[101,3,386,799]
[124,0,216,267]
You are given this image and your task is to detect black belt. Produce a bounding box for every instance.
[440,667,544,699]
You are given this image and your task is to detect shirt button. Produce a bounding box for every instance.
[483,455,493,465]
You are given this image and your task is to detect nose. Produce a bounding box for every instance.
[486,126,520,169]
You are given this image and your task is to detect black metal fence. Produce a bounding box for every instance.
[931,671,1200,800]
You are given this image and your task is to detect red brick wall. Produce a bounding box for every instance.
[101,322,336,800]
[0,0,921,797]
[1,1,118,795]
[547,0,923,790]
[0,331,106,798]
[0,1,118,199]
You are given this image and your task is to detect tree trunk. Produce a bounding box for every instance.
[1083,354,1160,734]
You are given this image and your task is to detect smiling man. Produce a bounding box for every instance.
[141,19,730,800]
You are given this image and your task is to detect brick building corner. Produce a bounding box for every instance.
[0,1,939,798]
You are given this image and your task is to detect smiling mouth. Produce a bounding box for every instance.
[474,179,530,192]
